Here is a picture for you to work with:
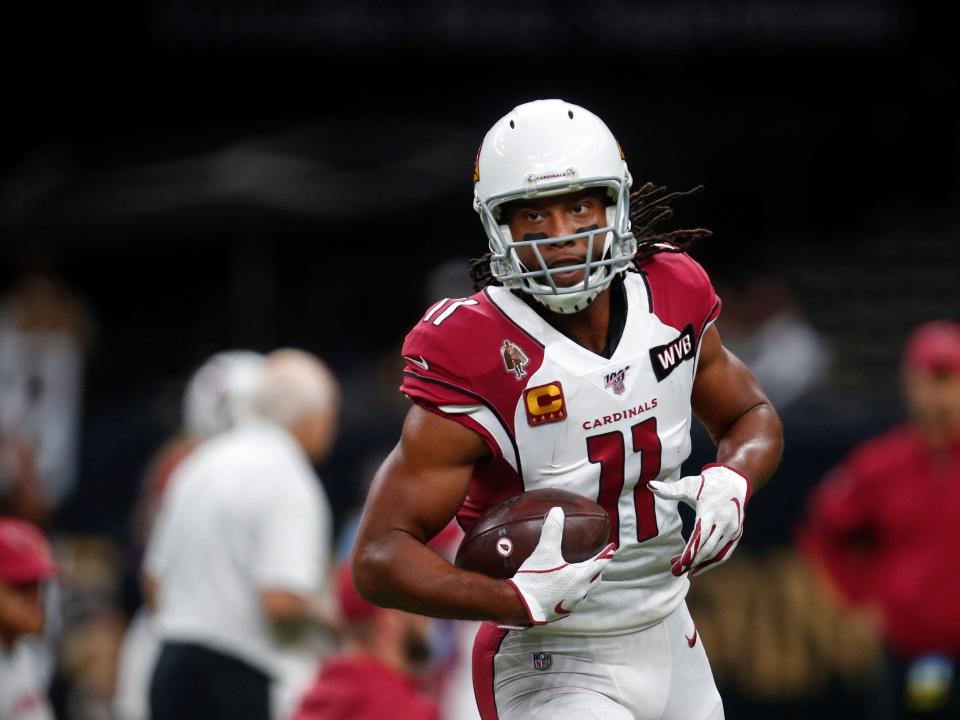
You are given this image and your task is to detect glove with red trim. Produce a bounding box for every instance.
[649,463,750,577]
[506,507,616,626]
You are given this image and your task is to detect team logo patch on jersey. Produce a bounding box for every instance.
[603,365,630,395]
[532,652,552,671]
[650,325,696,381]
[501,339,530,379]
[524,382,567,426]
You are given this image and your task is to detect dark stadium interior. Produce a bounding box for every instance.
[1,2,958,717]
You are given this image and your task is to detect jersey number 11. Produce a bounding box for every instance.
[586,418,661,547]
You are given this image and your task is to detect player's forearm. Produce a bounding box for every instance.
[352,530,527,625]
[713,401,783,495]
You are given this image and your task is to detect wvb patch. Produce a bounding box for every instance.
[650,325,696,381]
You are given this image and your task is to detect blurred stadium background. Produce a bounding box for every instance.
[1,1,957,718]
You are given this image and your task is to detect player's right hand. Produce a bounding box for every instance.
[505,507,616,626]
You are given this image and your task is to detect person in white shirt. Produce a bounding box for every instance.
[0,517,58,720]
[113,350,267,720]
[145,349,339,720]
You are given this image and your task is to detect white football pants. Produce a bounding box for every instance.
[473,601,723,720]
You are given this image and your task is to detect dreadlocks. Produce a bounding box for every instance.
[468,181,713,291]
[629,181,713,260]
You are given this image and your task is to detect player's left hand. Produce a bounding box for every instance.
[649,464,750,577]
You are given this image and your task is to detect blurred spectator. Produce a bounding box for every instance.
[334,474,478,719]
[58,606,125,720]
[421,522,480,720]
[0,268,93,518]
[114,350,266,720]
[145,349,339,720]
[182,350,267,440]
[132,350,267,554]
[331,256,474,529]
[718,276,831,412]
[0,517,58,720]
[49,535,123,720]
[293,563,439,720]
[798,320,960,719]
[0,433,47,526]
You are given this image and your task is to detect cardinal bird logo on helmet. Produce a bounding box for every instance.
[473,142,483,184]
[501,340,529,379]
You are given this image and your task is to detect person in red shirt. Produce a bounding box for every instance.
[0,517,58,720]
[293,564,439,720]
[799,320,960,719]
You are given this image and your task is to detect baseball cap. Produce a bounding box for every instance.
[335,562,379,622]
[0,518,57,584]
[903,321,960,374]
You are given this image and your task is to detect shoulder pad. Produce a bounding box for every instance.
[400,291,545,436]
[635,252,721,344]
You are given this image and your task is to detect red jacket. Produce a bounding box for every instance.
[798,425,960,656]
[293,656,440,720]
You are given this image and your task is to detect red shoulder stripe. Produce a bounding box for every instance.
[637,252,721,346]
[483,288,545,349]
[402,371,521,475]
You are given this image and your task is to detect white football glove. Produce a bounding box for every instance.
[506,507,616,626]
[649,464,750,577]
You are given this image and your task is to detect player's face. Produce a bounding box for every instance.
[904,368,960,443]
[503,190,609,287]
[0,580,45,638]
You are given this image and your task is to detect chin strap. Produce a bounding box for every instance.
[531,282,605,314]
[531,259,624,314]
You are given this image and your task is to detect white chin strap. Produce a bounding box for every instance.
[529,266,610,314]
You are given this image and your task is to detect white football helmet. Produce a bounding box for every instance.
[473,99,636,314]
[183,350,266,438]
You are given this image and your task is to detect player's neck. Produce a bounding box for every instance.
[540,287,613,355]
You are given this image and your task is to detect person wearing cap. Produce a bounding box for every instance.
[798,320,960,719]
[0,517,57,720]
[292,564,439,720]
[145,349,339,720]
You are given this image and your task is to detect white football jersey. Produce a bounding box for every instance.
[401,252,721,635]
[0,639,55,720]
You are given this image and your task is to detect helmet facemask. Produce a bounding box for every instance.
[477,177,637,314]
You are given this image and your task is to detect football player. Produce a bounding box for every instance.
[352,99,783,719]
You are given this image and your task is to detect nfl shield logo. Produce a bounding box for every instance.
[532,652,552,671]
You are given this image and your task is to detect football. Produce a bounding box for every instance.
[454,488,612,579]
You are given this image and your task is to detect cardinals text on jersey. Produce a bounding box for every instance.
[400,252,721,635]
